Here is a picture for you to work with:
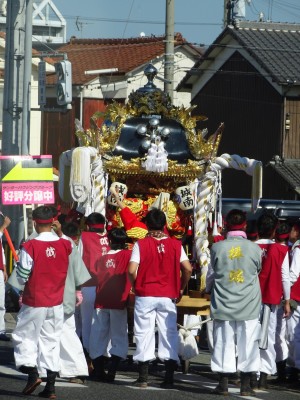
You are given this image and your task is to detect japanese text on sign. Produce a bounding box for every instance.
[2,183,54,205]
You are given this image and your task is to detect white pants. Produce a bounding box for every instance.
[260,305,277,375]
[74,306,82,338]
[211,319,260,373]
[89,308,128,360]
[288,303,300,368]
[133,296,179,363]
[81,286,96,353]
[275,305,289,362]
[206,316,214,353]
[0,270,5,334]
[38,314,88,378]
[13,304,64,372]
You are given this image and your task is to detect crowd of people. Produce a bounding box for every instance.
[0,190,300,397]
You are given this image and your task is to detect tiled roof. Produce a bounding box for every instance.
[269,157,300,195]
[229,21,300,85]
[44,33,202,85]
[178,21,300,90]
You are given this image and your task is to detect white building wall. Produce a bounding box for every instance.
[125,49,195,108]
[86,49,196,107]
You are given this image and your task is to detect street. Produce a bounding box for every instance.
[1,313,300,400]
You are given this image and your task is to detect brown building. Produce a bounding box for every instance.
[178,21,300,200]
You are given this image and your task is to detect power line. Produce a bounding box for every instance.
[62,14,222,28]
[189,67,298,81]
[250,0,300,20]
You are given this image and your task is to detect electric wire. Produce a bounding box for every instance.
[102,0,136,99]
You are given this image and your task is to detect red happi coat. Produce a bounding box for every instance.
[94,249,132,309]
[22,238,72,307]
[80,231,110,287]
[134,236,182,298]
[258,242,288,305]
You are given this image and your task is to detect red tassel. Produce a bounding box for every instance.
[187,225,193,236]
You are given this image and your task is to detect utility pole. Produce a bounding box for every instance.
[164,0,174,102]
[224,0,235,27]
[224,0,228,28]
[2,0,33,244]
[22,0,33,155]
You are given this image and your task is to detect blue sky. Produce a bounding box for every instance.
[52,0,300,46]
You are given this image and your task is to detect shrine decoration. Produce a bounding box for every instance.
[58,64,263,293]
[69,146,107,216]
[194,154,262,291]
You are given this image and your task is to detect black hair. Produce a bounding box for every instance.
[32,206,56,224]
[275,221,291,237]
[62,222,80,238]
[86,212,106,233]
[226,209,246,230]
[108,227,129,250]
[49,206,58,218]
[58,213,67,226]
[144,208,166,231]
[257,211,278,238]
[246,219,258,241]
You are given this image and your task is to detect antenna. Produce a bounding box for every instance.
[75,17,94,37]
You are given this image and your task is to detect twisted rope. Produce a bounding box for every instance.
[194,154,262,291]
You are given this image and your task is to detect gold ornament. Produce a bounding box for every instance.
[229,269,244,283]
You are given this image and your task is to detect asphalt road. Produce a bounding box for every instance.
[1,313,300,400]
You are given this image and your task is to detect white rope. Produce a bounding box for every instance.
[194,154,263,291]
[177,317,212,332]
[90,155,106,216]
[69,147,98,215]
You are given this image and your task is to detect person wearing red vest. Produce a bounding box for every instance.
[128,208,192,389]
[256,212,291,390]
[273,222,292,384]
[13,211,91,387]
[12,206,72,399]
[288,221,300,382]
[89,227,132,383]
[0,214,11,342]
[36,217,91,386]
[77,212,110,359]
